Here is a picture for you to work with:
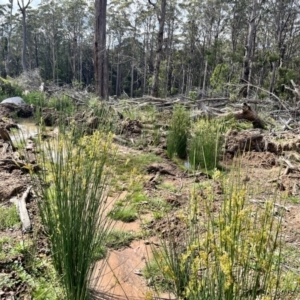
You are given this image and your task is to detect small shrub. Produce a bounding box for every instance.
[167,105,190,159]
[0,77,23,97]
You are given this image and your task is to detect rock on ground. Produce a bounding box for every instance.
[1,97,26,106]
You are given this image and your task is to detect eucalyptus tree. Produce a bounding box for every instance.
[224,0,247,83]
[62,0,89,85]
[162,0,180,96]
[242,0,261,97]
[4,0,13,76]
[148,0,167,98]
[94,0,108,99]
[268,0,299,93]
[17,0,32,73]
[179,0,229,95]
[180,1,202,95]
[34,1,64,81]
[107,0,133,96]
[134,1,156,95]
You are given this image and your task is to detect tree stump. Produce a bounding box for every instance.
[234,103,266,129]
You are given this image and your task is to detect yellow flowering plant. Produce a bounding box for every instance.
[148,169,283,300]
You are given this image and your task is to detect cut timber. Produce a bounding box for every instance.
[234,103,266,129]
[0,127,16,151]
[10,186,32,232]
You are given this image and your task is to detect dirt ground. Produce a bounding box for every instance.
[1,103,300,299]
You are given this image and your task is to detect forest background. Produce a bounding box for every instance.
[0,0,299,100]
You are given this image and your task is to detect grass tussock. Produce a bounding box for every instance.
[35,129,115,300]
[188,118,224,170]
[167,105,190,159]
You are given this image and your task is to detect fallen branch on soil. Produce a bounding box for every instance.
[278,157,299,175]
[0,159,40,173]
[249,198,290,212]
[150,171,160,183]
[186,171,211,178]
[10,186,32,232]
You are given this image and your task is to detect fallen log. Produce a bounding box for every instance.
[10,186,32,232]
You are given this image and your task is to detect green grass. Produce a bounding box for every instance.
[158,182,178,193]
[144,250,173,292]
[111,152,162,176]
[0,205,21,230]
[139,197,171,214]
[108,206,137,222]
[105,230,136,249]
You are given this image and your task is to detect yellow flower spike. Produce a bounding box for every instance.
[125,158,130,166]
[212,168,221,180]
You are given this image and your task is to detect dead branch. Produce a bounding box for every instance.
[129,96,170,103]
[249,198,290,212]
[10,186,32,232]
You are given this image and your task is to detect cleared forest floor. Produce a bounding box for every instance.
[1,100,300,299]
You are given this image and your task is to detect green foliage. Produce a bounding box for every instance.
[23,91,46,106]
[268,53,280,63]
[35,129,114,300]
[0,77,23,97]
[188,91,197,101]
[147,171,283,299]
[275,67,298,98]
[167,105,190,159]
[210,63,230,92]
[0,236,63,299]
[188,118,223,170]
[0,205,20,230]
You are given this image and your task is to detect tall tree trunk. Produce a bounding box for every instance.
[72,34,77,83]
[18,0,32,73]
[34,34,39,68]
[242,0,258,98]
[94,0,108,100]
[130,63,134,98]
[150,0,167,98]
[5,0,13,76]
[116,52,121,96]
[202,59,208,92]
